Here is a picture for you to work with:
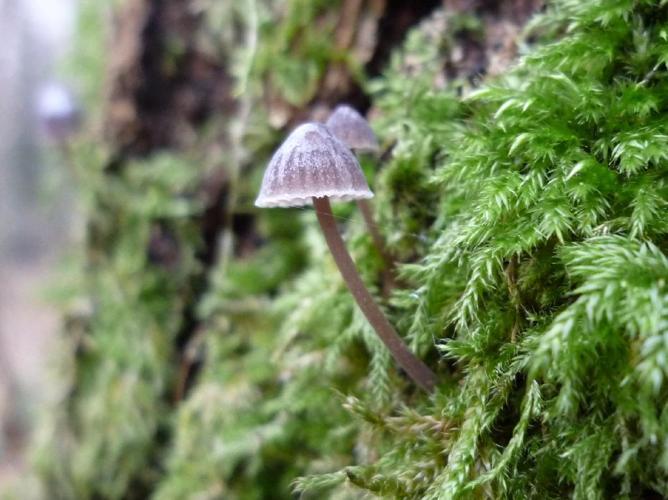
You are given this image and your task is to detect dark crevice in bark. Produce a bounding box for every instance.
[104,0,233,160]
[314,0,444,115]
[91,0,238,416]
[365,0,443,80]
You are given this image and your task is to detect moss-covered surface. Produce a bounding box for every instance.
[31,0,668,498]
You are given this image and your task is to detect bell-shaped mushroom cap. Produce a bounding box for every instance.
[255,123,373,208]
[325,104,379,153]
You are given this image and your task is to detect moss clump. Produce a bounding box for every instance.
[296,1,668,497]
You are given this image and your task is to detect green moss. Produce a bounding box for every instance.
[32,153,204,498]
[300,0,668,497]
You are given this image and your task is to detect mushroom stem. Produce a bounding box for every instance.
[313,196,436,392]
[356,199,394,270]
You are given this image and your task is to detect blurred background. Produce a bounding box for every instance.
[0,0,76,485]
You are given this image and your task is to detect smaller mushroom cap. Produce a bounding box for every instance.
[36,82,81,141]
[325,104,379,153]
[255,123,373,208]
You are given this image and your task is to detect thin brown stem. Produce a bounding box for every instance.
[314,197,436,392]
[357,198,399,297]
[505,255,521,343]
[357,199,395,270]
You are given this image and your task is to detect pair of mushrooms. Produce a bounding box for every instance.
[255,105,436,392]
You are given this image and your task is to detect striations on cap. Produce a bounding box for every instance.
[325,104,379,153]
[255,123,374,208]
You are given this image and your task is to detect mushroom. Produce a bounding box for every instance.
[325,104,380,154]
[326,105,391,271]
[256,123,436,392]
[36,82,81,144]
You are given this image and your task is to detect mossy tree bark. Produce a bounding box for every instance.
[93,0,538,419]
[37,1,645,499]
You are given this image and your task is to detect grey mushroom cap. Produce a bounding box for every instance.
[255,123,374,208]
[325,104,379,153]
